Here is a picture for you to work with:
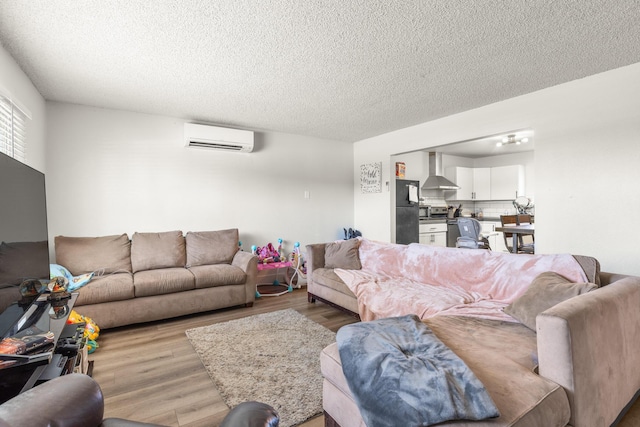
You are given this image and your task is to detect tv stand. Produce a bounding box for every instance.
[0,292,79,403]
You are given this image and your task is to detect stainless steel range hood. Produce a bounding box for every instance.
[422,152,460,190]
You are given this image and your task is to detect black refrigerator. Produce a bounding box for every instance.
[395,179,420,244]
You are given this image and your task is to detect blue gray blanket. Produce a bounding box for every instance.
[336,315,499,427]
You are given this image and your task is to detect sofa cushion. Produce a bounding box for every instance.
[74,273,134,306]
[427,315,571,426]
[573,254,601,285]
[131,231,186,273]
[504,271,598,330]
[133,268,195,297]
[55,234,132,275]
[321,315,571,427]
[312,268,355,297]
[185,229,239,267]
[325,239,361,270]
[189,264,247,288]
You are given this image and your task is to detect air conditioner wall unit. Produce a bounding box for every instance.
[184,123,254,153]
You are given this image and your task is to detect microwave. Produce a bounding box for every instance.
[418,206,430,218]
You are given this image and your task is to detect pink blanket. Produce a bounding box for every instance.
[335,239,589,322]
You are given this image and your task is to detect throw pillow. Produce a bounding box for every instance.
[55,234,132,275]
[325,239,362,270]
[185,229,239,267]
[130,231,186,273]
[504,271,598,331]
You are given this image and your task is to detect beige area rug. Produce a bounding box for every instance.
[185,309,336,427]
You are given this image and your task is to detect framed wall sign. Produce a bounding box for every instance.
[360,162,382,193]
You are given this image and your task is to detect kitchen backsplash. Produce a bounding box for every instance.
[447,200,534,219]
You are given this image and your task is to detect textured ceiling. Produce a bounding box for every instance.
[1,1,639,142]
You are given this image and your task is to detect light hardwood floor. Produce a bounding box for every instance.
[89,288,640,427]
[89,288,356,427]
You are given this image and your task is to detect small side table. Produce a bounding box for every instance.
[256,261,293,297]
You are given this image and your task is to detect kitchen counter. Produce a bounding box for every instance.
[422,217,501,223]
[419,218,447,224]
[474,216,502,221]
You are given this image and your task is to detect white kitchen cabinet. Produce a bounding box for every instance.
[419,222,447,247]
[446,167,490,200]
[419,232,447,246]
[490,165,524,200]
[447,167,473,200]
[473,168,491,200]
[448,165,525,201]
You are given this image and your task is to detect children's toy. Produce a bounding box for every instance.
[288,242,307,284]
[253,238,308,297]
[253,239,285,263]
[67,309,101,354]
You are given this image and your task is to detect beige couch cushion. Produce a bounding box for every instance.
[185,229,239,267]
[313,268,355,297]
[133,268,195,297]
[188,264,247,288]
[131,231,186,273]
[325,239,361,269]
[504,271,598,330]
[74,273,134,306]
[55,234,132,275]
[322,315,571,427]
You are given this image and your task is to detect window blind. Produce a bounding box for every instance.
[0,94,28,162]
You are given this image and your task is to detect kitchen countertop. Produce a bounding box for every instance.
[419,218,447,223]
[420,217,498,223]
[420,216,534,223]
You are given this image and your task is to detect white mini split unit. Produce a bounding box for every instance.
[184,123,254,153]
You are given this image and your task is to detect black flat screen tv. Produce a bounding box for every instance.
[0,152,49,339]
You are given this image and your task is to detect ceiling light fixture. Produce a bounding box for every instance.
[496,134,529,147]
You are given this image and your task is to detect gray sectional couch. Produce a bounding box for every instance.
[55,228,257,329]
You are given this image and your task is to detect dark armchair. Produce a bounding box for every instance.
[0,373,279,427]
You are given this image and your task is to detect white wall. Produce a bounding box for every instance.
[45,103,353,258]
[354,62,640,276]
[0,44,46,172]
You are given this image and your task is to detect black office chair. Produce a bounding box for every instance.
[456,218,490,250]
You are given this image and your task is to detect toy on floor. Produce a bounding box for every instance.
[288,242,307,278]
[251,239,306,298]
[67,309,101,354]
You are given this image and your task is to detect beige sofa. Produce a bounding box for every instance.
[307,239,640,427]
[55,228,257,329]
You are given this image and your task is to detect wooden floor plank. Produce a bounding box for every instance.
[89,288,356,426]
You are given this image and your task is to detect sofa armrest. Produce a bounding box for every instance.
[599,271,632,286]
[305,244,327,280]
[537,276,640,427]
[232,250,258,274]
[0,373,104,427]
[232,251,258,303]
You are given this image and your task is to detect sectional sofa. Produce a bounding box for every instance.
[307,238,640,427]
[55,228,257,329]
